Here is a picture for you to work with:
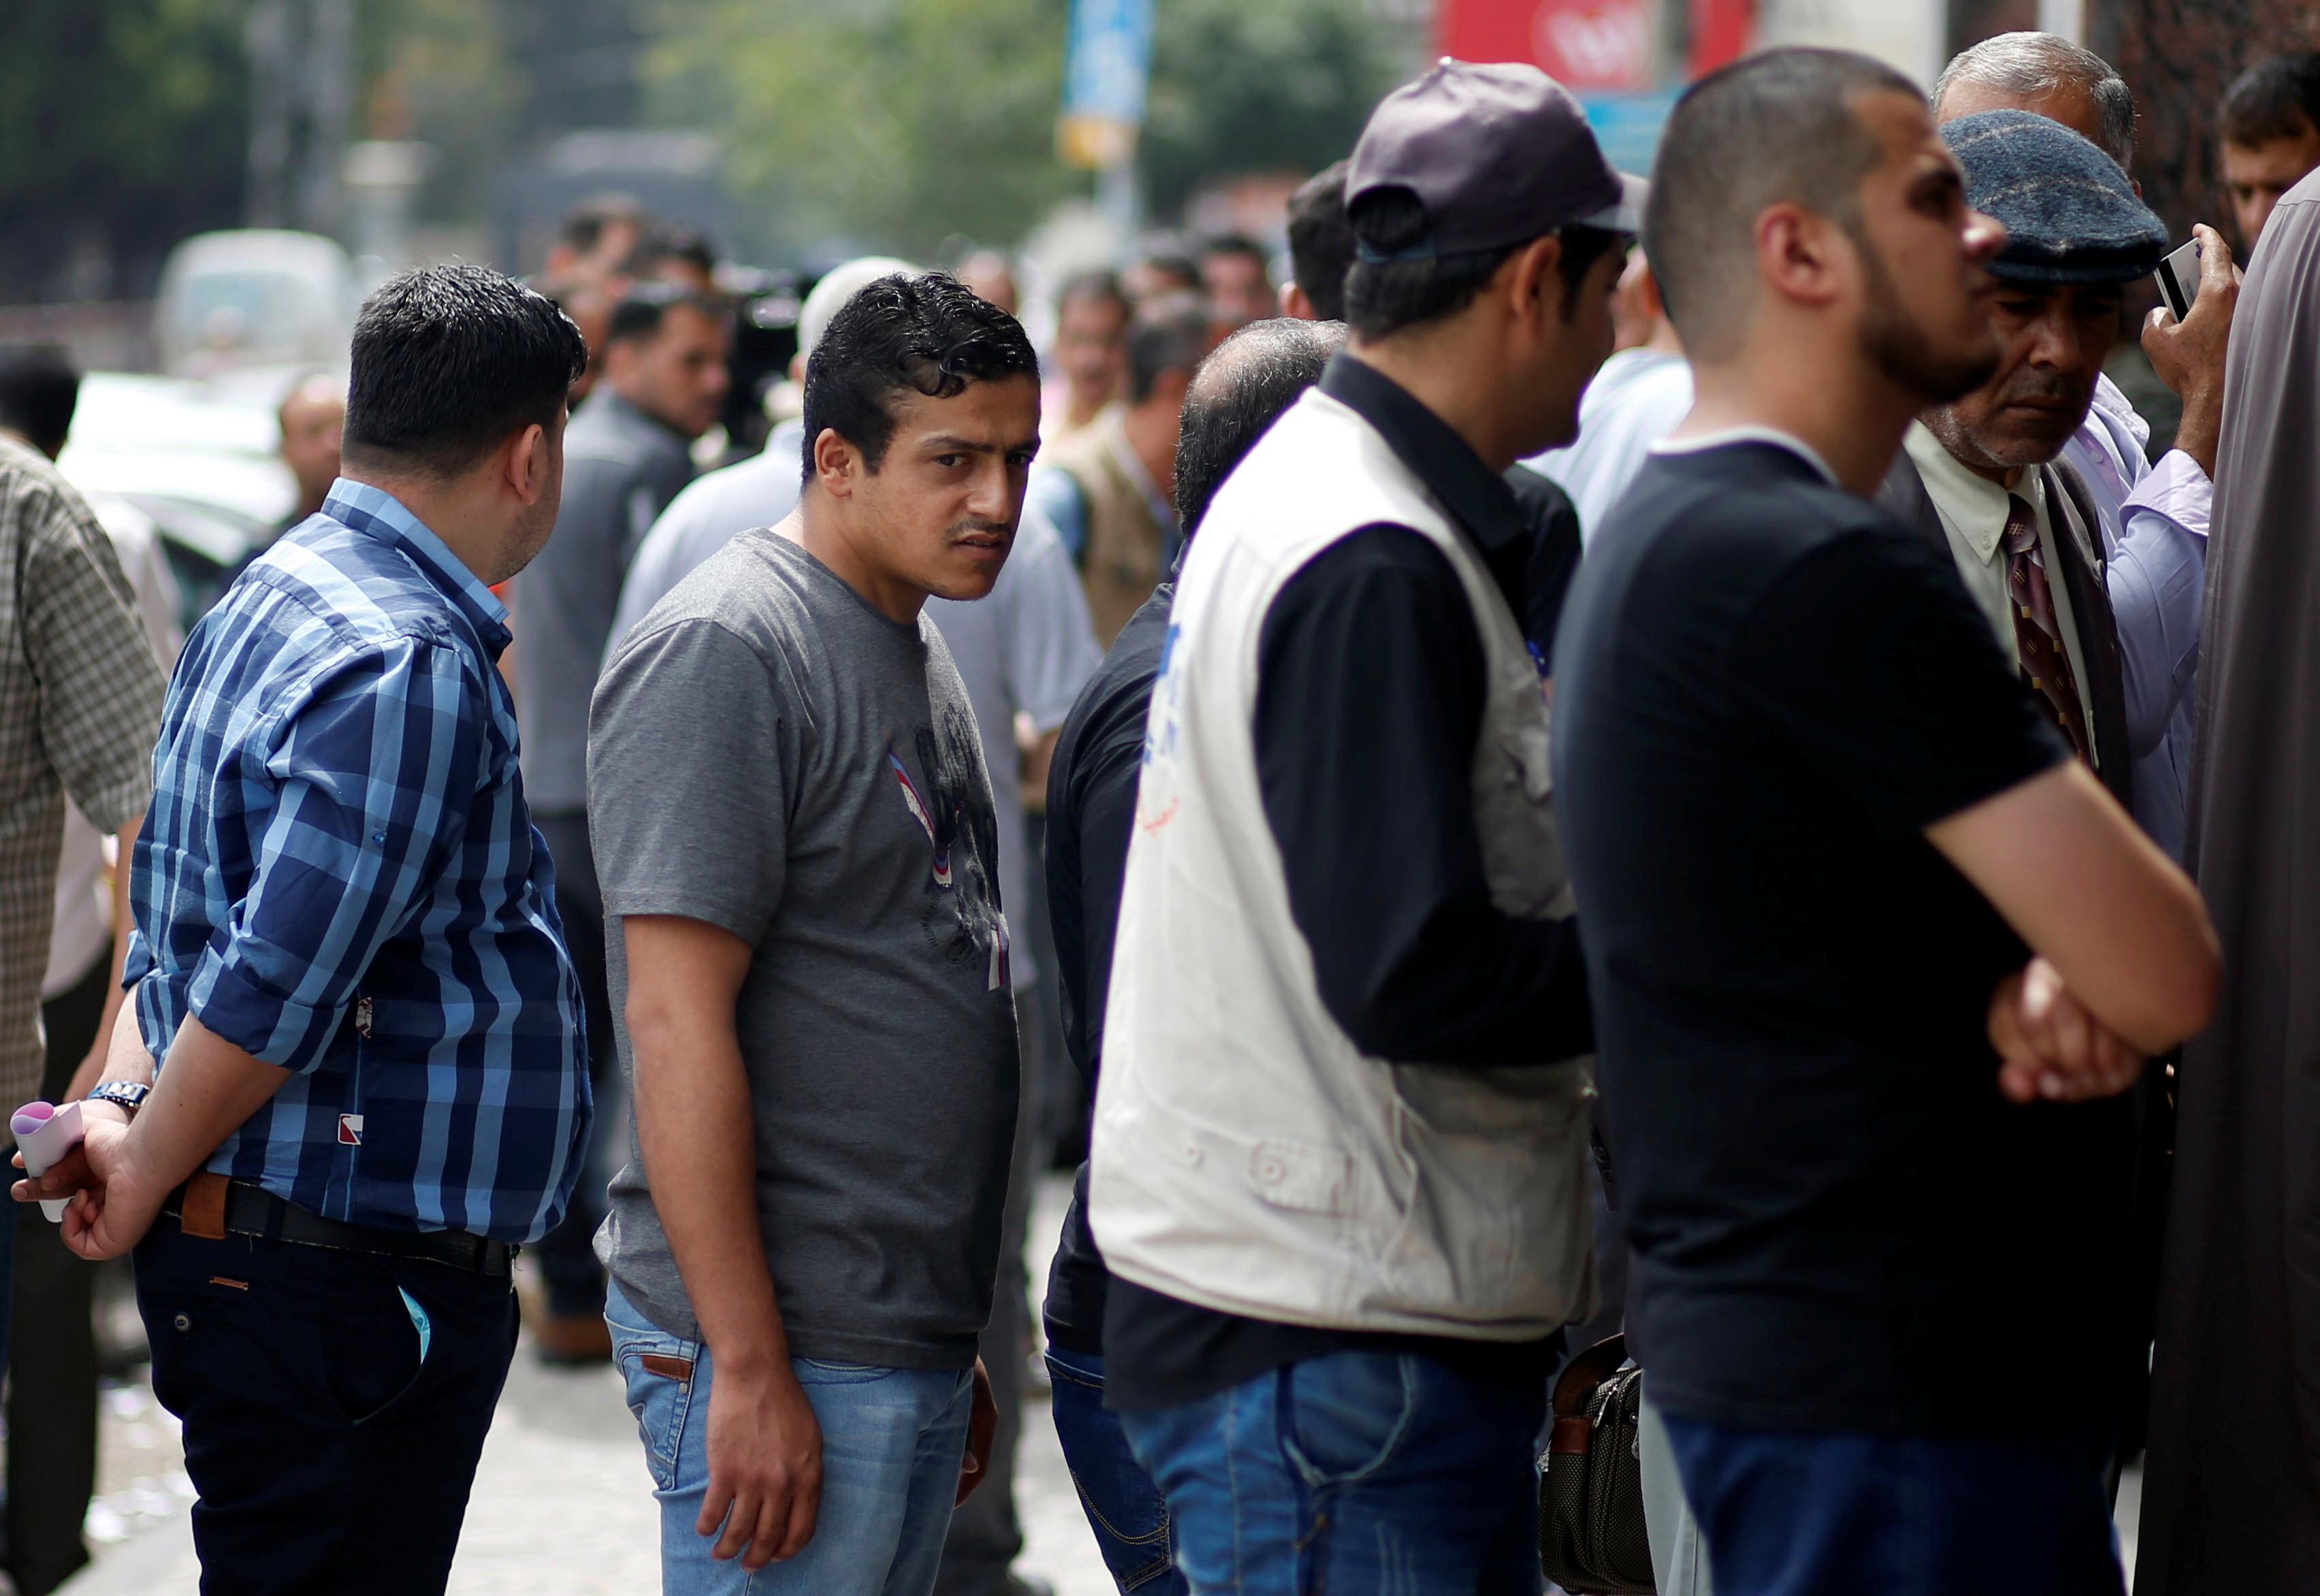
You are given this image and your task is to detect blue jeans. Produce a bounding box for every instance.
[1661,1413,2124,1596]
[607,1282,972,1596]
[1044,1346,1187,1594]
[1118,1349,1545,1595]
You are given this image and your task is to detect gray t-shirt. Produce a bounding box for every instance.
[590,529,1020,1369]
[922,510,1101,987]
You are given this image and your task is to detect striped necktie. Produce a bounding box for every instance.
[2003,492,2091,763]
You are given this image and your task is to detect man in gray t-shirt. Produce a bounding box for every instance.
[587,270,1037,1595]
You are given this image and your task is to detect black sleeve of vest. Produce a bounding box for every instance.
[1254,525,1593,1066]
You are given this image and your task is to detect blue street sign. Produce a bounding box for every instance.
[1577,88,1682,178]
[1062,0,1155,125]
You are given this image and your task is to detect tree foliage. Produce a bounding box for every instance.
[656,0,1411,255]
[653,0,1077,258]
[1141,0,1405,219]
[0,0,250,300]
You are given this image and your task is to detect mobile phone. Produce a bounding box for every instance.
[2154,237,2202,321]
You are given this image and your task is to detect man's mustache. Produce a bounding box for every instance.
[1991,368,2090,406]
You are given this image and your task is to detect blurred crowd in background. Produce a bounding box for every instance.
[8,3,2320,1595]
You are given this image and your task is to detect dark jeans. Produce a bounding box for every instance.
[1662,1413,2124,1596]
[1044,1346,1185,1595]
[532,810,615,1318]
[5,953,109,1595]
[1119,1350,1546,1595]
[135,1219,517,1595]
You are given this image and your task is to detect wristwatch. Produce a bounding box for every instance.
[86,1081,151,1115]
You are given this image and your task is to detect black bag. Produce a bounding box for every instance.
[1538,1333,1655,1595]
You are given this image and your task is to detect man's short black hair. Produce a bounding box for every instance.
[0,344,81,458]
[801,271,1038,480]
[341,265,587,478]
[1133,244,1202,295]
[1646,47,1921,361]
[1127,295,1214,404]
[1175,317,1345,536]
[624,222,720,280]
[1287,161,1356,321]
[1342,187,1624,340]
[2222,52,2320,147]
[1202,233,1269,266]
[605,281,728,347]
[1058,268,1130,316]
[562,193,647,254]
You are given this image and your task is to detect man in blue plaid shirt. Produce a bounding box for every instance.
[16,265,592,1595]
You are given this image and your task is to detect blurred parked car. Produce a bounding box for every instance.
[58,371,298,632]
[157,229,357,378]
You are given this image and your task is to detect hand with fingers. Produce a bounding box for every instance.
[11,1103,159,1261]
[956,1357,998,1506]
[699,1359,823,1570]
[2142,222,2242,478]
[1987,956,2147,1105]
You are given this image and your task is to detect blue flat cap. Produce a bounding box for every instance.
[1942,109,2168,285]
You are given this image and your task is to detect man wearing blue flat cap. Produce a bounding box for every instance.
[1880,110,2192,834]
[1929,42,2240,868]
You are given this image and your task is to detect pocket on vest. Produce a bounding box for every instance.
[1378,1062,1593,1316]
[1244,1139,1357,1215]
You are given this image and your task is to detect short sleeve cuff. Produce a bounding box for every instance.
[1888,736,2072,839]
[598,890,766,951]
[74,770,152,838]
[185,943,346,1075]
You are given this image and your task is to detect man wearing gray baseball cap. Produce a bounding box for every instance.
[1085,59,1633,1587]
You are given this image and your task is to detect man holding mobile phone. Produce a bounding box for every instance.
[1931,35,2240,862]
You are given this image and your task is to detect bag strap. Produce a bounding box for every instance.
[1547,1333,1629,1457]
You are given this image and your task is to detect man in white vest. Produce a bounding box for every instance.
[1088,61,1638,1586]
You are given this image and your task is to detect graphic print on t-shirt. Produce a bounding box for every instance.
[886,711,1009,989]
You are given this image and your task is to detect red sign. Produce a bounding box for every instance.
[1439,0,1657,92]
[1689,0,1754,78]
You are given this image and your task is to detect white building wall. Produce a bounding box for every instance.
[1752,0,1948,93]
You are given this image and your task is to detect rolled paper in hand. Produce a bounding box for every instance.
[12,1101,83,1222]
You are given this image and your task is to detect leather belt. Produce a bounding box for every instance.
[162,1173,513,1277]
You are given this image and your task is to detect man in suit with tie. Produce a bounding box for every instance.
[1878,108,2177,1494]
[1879,108,2170,814]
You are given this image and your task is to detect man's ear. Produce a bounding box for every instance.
[505,423,552,506]
[812,425,863,499]
[1504,233,1564,329]
[1756,203,1844,312]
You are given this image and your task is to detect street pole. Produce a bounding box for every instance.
[1097,161,1142,251]
[244,0,293,227]
[299,0,355,240]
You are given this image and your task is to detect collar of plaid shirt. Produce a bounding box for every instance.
[124,481,589,1244]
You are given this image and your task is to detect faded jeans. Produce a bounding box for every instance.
[607,1282,972,1596]
[1118,1349,1545,1595]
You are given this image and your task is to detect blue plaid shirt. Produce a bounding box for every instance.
[125,481,590,1243]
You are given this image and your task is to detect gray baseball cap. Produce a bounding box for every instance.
[1349,59,1645,260]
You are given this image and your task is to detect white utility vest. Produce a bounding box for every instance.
[1089,387,1597,1341]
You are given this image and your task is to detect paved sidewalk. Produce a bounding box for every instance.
[60,1176,1115,1595]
